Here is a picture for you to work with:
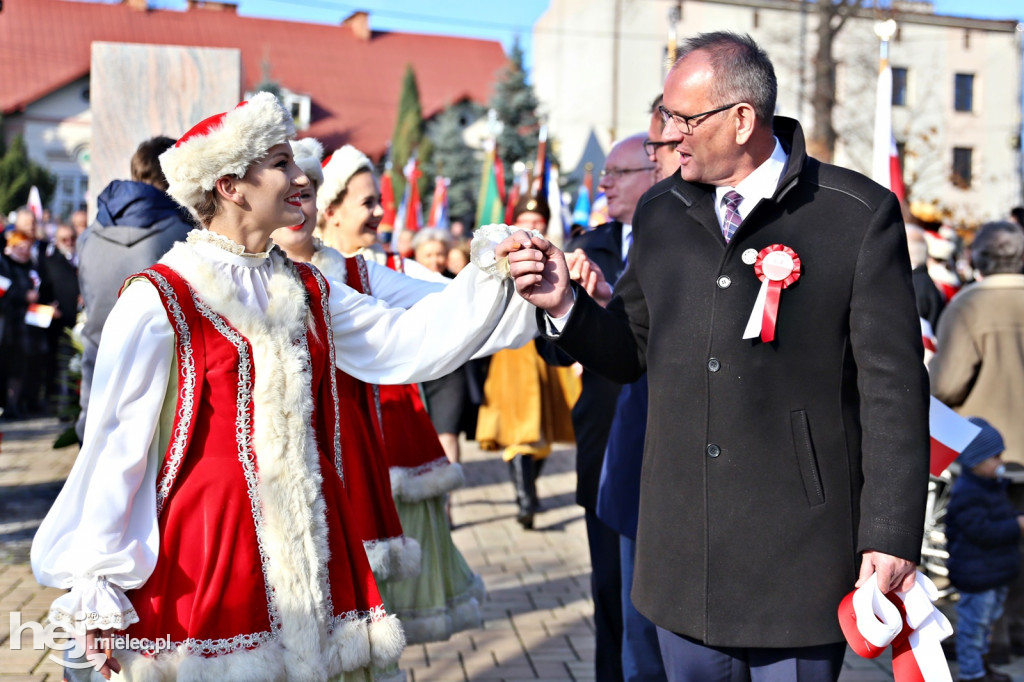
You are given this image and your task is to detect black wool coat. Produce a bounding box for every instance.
[545,117,930,648]
[565,221,627,510]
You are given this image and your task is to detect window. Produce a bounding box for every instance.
[52,170,88,220]
[952,147,973,188]
[954,74,974,112]
[892,67,908,107]
[281,91,312,131]
[244,88,311,131]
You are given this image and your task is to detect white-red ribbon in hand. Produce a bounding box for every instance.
[742,244,800,342]
[838,570,953,682]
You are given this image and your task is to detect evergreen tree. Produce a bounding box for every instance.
[489,39,541,190]
[424,103,483,227]
[389,64,424,204]
[0,134,56,217]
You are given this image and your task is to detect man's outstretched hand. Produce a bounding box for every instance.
[496,231,574,317]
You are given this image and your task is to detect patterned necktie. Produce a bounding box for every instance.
[721,190,743,243]
[623,230,633,267]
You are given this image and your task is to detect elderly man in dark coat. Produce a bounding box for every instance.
[502,31,929,682]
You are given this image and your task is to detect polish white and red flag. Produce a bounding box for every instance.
[929,396,981,476]
[872,59,906,203]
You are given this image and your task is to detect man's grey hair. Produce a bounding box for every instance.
[673,31,777,124]
[411,227,452,251]
[971,221,1024,276]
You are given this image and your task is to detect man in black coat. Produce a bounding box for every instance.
[503,32,929,681]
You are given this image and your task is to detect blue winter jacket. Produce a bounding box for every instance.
[946,470,1022,593]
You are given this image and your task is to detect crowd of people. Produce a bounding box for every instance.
[0,208,83,421]
[7,27,1024,682]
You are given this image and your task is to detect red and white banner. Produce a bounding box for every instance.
[0,274,10,298]
[839,571,953,682]
[27,185,43,222]
[929,396,981,476]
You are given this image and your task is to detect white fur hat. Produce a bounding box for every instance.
[290,138,324,189]
[317,144,373,214]
[160,91,296,211]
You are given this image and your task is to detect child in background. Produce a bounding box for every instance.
[946,416,1023,682]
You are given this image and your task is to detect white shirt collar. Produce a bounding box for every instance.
[714,136,788,225]
[621,223,632,260]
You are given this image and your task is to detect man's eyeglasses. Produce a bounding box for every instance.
[643,138,675,156]
[658,102,741,134]
[600,167,656,180]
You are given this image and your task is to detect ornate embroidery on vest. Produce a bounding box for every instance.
[142,269,198,518]
[351,255,385,434]
[185,295,281,657]
[303,263,344,484]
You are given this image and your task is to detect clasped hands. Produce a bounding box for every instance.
[497,231,609,315]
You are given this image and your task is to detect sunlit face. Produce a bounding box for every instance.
[234,143,308,234]
[447,247,469,275]
[648,112,681,183]
[662,50,744,187]
[414,239,449,274]
[514,211,548,236]
[598,140,655,225]
[323,170,383,254]
[972,455,1005,479]
[270,181,318,259]
[5,240,31,263]
[14,212,36,238]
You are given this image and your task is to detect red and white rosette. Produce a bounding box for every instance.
[742,244,801,342]
[838,571,953,682]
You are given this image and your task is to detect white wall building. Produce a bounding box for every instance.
[533,0,1023,224]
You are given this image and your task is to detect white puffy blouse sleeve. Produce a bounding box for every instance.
[330,262,537,385]
[31,280,174,630]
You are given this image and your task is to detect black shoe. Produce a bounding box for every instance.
[979,657,1012,682]
[986,646,1011,666]
[508,455,538,529]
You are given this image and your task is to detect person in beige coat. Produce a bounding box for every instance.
[931,219,1024,661]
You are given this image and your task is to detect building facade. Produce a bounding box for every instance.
[533,0,1023,224]
[0,0,506,220]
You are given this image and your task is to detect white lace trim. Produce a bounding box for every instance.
[48,606,139,632]
[470,224,541,279]
[143,269,198,518]
[308,263,345,484]
[186,229,271,259]
[192,295,283,647]
[351,256,385,433]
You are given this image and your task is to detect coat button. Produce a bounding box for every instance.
[707,444,721,458]
[708,358,721,372]
[717,275,731,289]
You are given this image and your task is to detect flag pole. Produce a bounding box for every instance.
[872,19,898,193]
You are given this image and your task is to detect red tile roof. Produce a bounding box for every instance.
[0,0,507,158]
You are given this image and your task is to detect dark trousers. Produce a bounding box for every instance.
[655,628,846,682]
[586,510,624,682]
[621,535,667,682]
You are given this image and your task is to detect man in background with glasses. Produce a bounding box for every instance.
[502,31,928,682]
[544,132,657,682]
[644,94,681,183]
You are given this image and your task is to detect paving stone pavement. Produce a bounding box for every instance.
[2,416,1023,680]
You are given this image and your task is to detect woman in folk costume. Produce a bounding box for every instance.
[476,195,583,530]
[316,145,485,644]
[30,93,535,681]
[269,137,420,586]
